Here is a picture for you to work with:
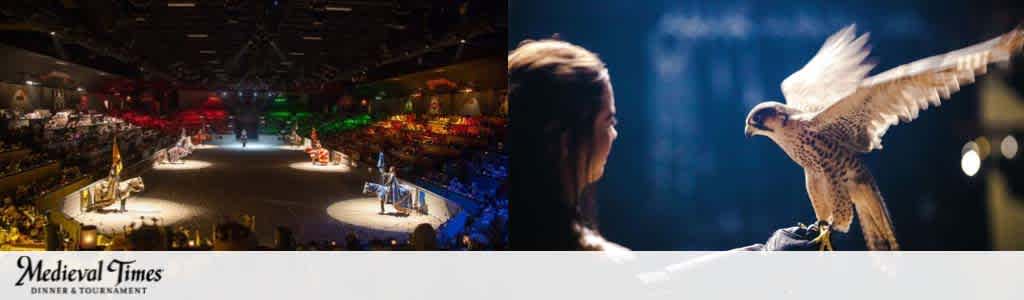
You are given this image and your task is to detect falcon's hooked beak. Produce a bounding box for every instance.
[745,102,784,138]
[745,120,771,138]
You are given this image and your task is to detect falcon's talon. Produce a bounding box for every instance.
[810,221,834,251]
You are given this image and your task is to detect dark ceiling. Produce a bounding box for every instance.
[0,0,506,92]
[358,56,506,95]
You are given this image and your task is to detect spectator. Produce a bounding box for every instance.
[411,223,438,250]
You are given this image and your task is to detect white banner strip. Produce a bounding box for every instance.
[2,252,1022,299]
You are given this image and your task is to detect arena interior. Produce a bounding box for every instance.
[0,0,507,251]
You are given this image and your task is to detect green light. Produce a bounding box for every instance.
[268,111,292,119]
[274,97,287,103]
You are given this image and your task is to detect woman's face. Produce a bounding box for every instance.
[585,77,617,184]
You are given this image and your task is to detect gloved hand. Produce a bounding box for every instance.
[762,224,822,251]
[738,224,822,251]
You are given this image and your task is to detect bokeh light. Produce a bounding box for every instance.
[974,137,991,158]
[1001,135,1018,159]
[961,141,981,177]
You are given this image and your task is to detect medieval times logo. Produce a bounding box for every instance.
[12,256,163,296]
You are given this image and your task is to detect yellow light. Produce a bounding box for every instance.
[975,137,991,158]
[80,225,98,250]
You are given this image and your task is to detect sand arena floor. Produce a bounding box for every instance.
[62,135,446,245]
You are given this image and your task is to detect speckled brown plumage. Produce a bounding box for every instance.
[745,24,1023,250]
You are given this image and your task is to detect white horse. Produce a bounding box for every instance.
[162,135,194,164]
[363,182,414,214]
[85,177,145,212]
[167,146,189,164]
[153,149,169,164]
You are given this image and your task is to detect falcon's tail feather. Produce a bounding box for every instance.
[848,169,900,250]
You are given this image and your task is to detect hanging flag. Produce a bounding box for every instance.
[104,134,123,203]
[111,135,122,177]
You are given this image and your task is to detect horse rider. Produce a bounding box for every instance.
[240,129,248,147]
[381,166,399,215]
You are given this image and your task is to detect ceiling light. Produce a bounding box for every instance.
[168,2,196,8]
[25,80,38,85]
[49,31,56,36]
[55,61,68,66]
[460,39,466,44]
[325,6,352,12]
[77,87,85,92]
[289,52,305,56]
[186,34,209,38]
[302,36,323,41]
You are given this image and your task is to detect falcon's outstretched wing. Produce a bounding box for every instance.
[811,26,1024,152]
[782,25,875,113]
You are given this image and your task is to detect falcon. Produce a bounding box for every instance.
[744,24,1024,250]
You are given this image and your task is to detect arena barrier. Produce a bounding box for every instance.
[31,176,92,250]
[397,178,461,221]
[0,148,31,162]
[0,161,59,194]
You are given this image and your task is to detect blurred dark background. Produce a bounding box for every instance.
[510,0,1024,250]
